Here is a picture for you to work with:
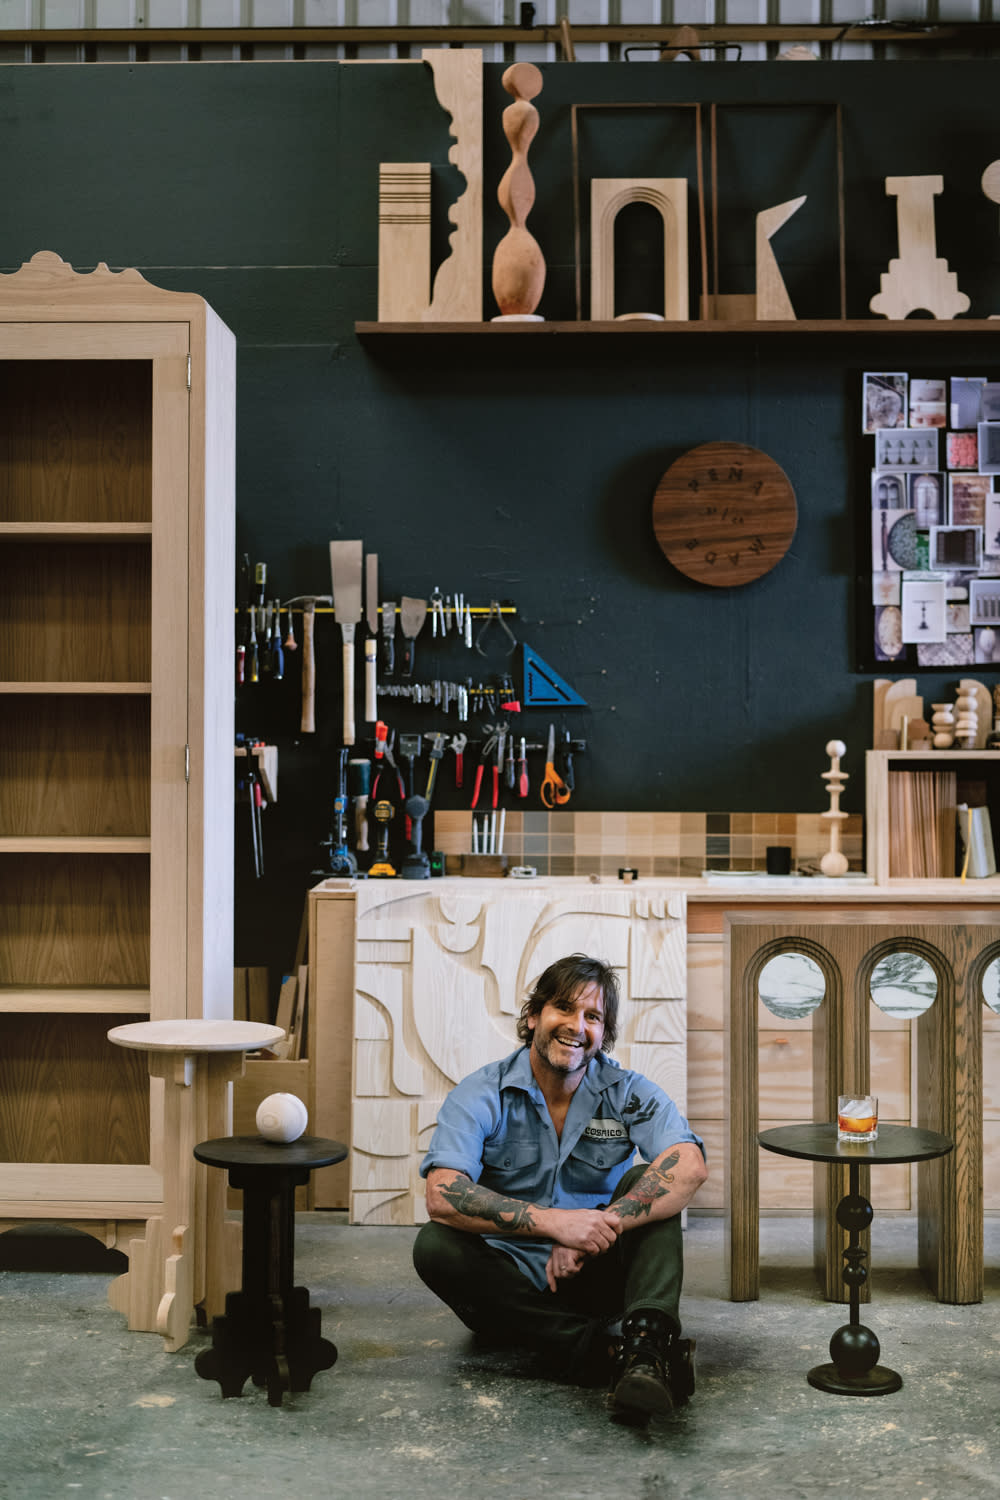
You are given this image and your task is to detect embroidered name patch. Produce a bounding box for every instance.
[583,1118,629,1142]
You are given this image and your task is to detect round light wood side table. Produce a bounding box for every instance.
[107,1019,285,1351]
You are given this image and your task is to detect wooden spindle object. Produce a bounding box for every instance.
[820,738,849,877]
[491,62,546,321]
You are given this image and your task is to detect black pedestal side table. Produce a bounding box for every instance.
[758,1122,953,1397]
[193,1134,348,1406]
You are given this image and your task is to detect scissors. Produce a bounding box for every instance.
[540,723,571,807]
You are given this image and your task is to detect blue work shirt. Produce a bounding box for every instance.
[420,1045,704,1291]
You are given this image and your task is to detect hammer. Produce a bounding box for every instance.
[284,595,332,733]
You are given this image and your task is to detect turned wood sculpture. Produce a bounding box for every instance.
[491,63,546,320]
[820,738,849,876]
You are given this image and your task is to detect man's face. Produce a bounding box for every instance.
[527,980,605,1079]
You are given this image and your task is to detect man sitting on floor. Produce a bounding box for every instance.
[412,953,707,1420]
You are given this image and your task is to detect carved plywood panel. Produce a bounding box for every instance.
[349,884,689,1222]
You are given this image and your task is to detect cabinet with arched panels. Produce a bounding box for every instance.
[725,910,1000,1306]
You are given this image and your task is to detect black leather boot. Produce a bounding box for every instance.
[610,1309,677,1417]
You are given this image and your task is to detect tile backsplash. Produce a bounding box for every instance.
[433,810,864,878]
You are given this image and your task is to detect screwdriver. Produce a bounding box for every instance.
[248,607,260,683]
[236,553,250,686]
[518,736,528,798]
[271,599,285,680]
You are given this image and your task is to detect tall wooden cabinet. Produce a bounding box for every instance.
[0,251,235,1239]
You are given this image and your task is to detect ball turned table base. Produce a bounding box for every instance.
[757,1124,954,1400]
[807,1323,902,1397]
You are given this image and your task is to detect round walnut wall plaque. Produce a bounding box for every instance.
[652,441,798,588]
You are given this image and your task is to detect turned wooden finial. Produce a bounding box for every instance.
[491,63,546,321]
[820,739,849,877]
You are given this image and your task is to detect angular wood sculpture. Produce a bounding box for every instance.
[590,178,688,322]
[377,163,431,322]
[870,176,970,320]
[422,48,483,323]
[491,62,546,320]
[755,195,806,320]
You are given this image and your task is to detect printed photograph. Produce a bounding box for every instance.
[901,572,947,642]
[950,376,986,429]
[978,423,1000,474]
[917,634,974,667]
[969,577,1000,625]
[946,430,979,470]
[949,473,991,528]
[874,604,905,661]
[875,428,939,469]
[975,626,1000,664]
[872,571,901,606]
[911,378,946,405]
[864,372,907,432]
[873,509,919,572]
[981,383,1000,422]
[985,492,1000,555]
[929,525,982,571]
[908,471,944,528]
[872,471,906,508]
[946,600,970,633]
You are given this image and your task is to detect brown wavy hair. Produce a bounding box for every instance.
[516,954,620,1052]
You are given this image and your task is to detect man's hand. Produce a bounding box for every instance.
[540,1206,622,1256]
[545,1245,586,1292]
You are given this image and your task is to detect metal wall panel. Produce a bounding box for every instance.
[0,0,996,61]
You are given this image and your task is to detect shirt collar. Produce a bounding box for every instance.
[498,1045,623,1097]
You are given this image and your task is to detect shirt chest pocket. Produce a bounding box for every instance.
[567,1134,635,1188]
[481,1139,538,1188]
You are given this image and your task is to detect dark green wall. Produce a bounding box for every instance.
[2,59,998,968]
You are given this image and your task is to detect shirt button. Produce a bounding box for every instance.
[504,1158,511,1167]
[597,1157,605,1166]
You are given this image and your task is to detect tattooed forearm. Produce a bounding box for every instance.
[609,1151,680,1222]
[438,1175,538,1233]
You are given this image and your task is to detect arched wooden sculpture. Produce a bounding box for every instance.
[590,179,688,322]
[491,62,546,320]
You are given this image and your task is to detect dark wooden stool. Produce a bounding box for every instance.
[193,1134,348,1405]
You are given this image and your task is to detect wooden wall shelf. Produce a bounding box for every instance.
[357,320,1000,346]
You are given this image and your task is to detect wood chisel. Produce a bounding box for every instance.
[365,553,379,723]
[329,539,364,747]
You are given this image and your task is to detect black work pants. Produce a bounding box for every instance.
[411,1165,684,1372]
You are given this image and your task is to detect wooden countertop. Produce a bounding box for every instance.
[310,875,1000,904]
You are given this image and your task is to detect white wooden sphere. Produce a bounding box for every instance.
[256,1092,309,1143]
[826,739,846,758]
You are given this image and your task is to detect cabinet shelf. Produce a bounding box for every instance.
[0,835,152,853]
[866,748,1000,886]
[0,681,152,694]
[0,986,151,1014]
[0,523,153,541]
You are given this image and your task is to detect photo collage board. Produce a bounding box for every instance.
[863,371,1000,670]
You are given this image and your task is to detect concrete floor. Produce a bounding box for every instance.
[1,1214,999,1500]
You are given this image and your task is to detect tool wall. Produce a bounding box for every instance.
[5,58,1000,971]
